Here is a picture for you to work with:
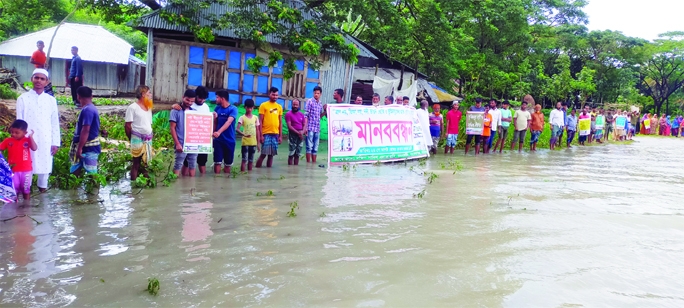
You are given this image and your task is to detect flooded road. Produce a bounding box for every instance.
[1,137,684,307]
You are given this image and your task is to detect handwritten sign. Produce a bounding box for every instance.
[615,116,627,129]
[644,119,651,129]
[327,105,428,164]
[183,111,214,154]
[466,112,485,135]
[595,115,605,129]
[579,118,591,136]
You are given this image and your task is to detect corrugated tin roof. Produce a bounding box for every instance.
[136,3,377,60]
[0,23,133,64]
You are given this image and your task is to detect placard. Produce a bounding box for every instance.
[595,115,605,129]
[466,112,485,135]
[327,105,428,164]
[183,111,214,154]
[644,119,651,129]
[579,118,591,136]
[615,116,627,129]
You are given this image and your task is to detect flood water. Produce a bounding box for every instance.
[1,137,684,307]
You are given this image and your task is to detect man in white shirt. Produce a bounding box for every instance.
[15,68,60,192]
[549,101,565,150]
[487,99,501,152]
[416,100,433,149]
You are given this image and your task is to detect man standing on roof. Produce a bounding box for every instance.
[15,69,60,192]
[69,46,84,106]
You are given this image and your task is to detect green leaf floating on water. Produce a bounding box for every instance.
[147,278,160,296]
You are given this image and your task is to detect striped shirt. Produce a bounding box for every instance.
[305,97,323,133]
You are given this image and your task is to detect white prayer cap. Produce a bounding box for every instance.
[452,100,460,106]
[32,68,49,79]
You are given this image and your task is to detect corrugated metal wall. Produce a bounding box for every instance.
[1,55,142,95]
[320,52,353,103]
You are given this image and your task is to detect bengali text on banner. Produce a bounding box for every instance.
[327,105,429,164]
[183,111,214,154]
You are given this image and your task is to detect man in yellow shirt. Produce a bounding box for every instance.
[256,87,283,168]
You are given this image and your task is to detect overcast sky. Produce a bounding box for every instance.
[584,0,684,41]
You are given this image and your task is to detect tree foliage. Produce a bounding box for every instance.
[3,0,684,114]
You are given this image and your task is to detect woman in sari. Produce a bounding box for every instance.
[658,115,667,135]
[651,114,659,135]
[665,116,672,136]
[641,113,650,134]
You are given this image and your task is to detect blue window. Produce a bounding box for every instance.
[243,74,254,92]
[189,46,204,65]
[273,60,284,75]
[208,91,216,102]
[305,82,319,99]
[188,68,203,86]
[271,77,283,92]
[257,76,269,93]
[207,48,226,61]
[244,53,255,69]
[277,99,285,109]
[307,65,319,79]
[229,51,242,69]
[255,96,269,106]
[227,72,240,90]
[295,59,304,71]
[229,94,240,104]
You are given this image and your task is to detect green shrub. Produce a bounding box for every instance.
[0,84,18,100]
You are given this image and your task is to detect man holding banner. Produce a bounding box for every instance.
[170,90,198,176]
[594,109,605,143]
[465,98,485,155]
[578,107,591,145]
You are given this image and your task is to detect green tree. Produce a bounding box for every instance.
[638,33,684,114]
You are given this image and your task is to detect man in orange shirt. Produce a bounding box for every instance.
[30,41,47,68]
[529,103,545,152]
[481,105,493,153]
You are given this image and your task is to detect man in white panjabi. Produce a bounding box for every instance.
[416,100,433,149]
[15,68,60,192]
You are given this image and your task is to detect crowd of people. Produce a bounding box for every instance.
[419,95,644,155]
[0,58,671,204]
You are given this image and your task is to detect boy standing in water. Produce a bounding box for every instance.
[70,86,103,176]
[0,120,37,201]
[511,101,531,153]
[444,101,462,154]
[565,109,578,147]
[236,99,260,172]
[285,99,307,165]
[481,105,493,153]
[529,104,544,152]
[429,104,443,155]
[256,87,283,168]
[212,90,239,175]
[305,86,324,163]
[494,100,512,153]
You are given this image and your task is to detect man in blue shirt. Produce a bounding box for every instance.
[70,86,102,175]
[212,90,239,175]
[69,46,84,106]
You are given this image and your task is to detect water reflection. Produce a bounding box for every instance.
[0,138,683,306]
[180,202,213,262]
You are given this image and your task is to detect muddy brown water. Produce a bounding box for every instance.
[1,137,683,306]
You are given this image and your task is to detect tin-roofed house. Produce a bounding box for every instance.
[136,2,376,106]
[0,23,146,96]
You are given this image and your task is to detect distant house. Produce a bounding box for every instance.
[0,23,146,96]
[351,37,460,104]
[136,2,376,106]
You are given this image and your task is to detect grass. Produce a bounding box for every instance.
[0,84,18,100]
[55,95,131,106]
